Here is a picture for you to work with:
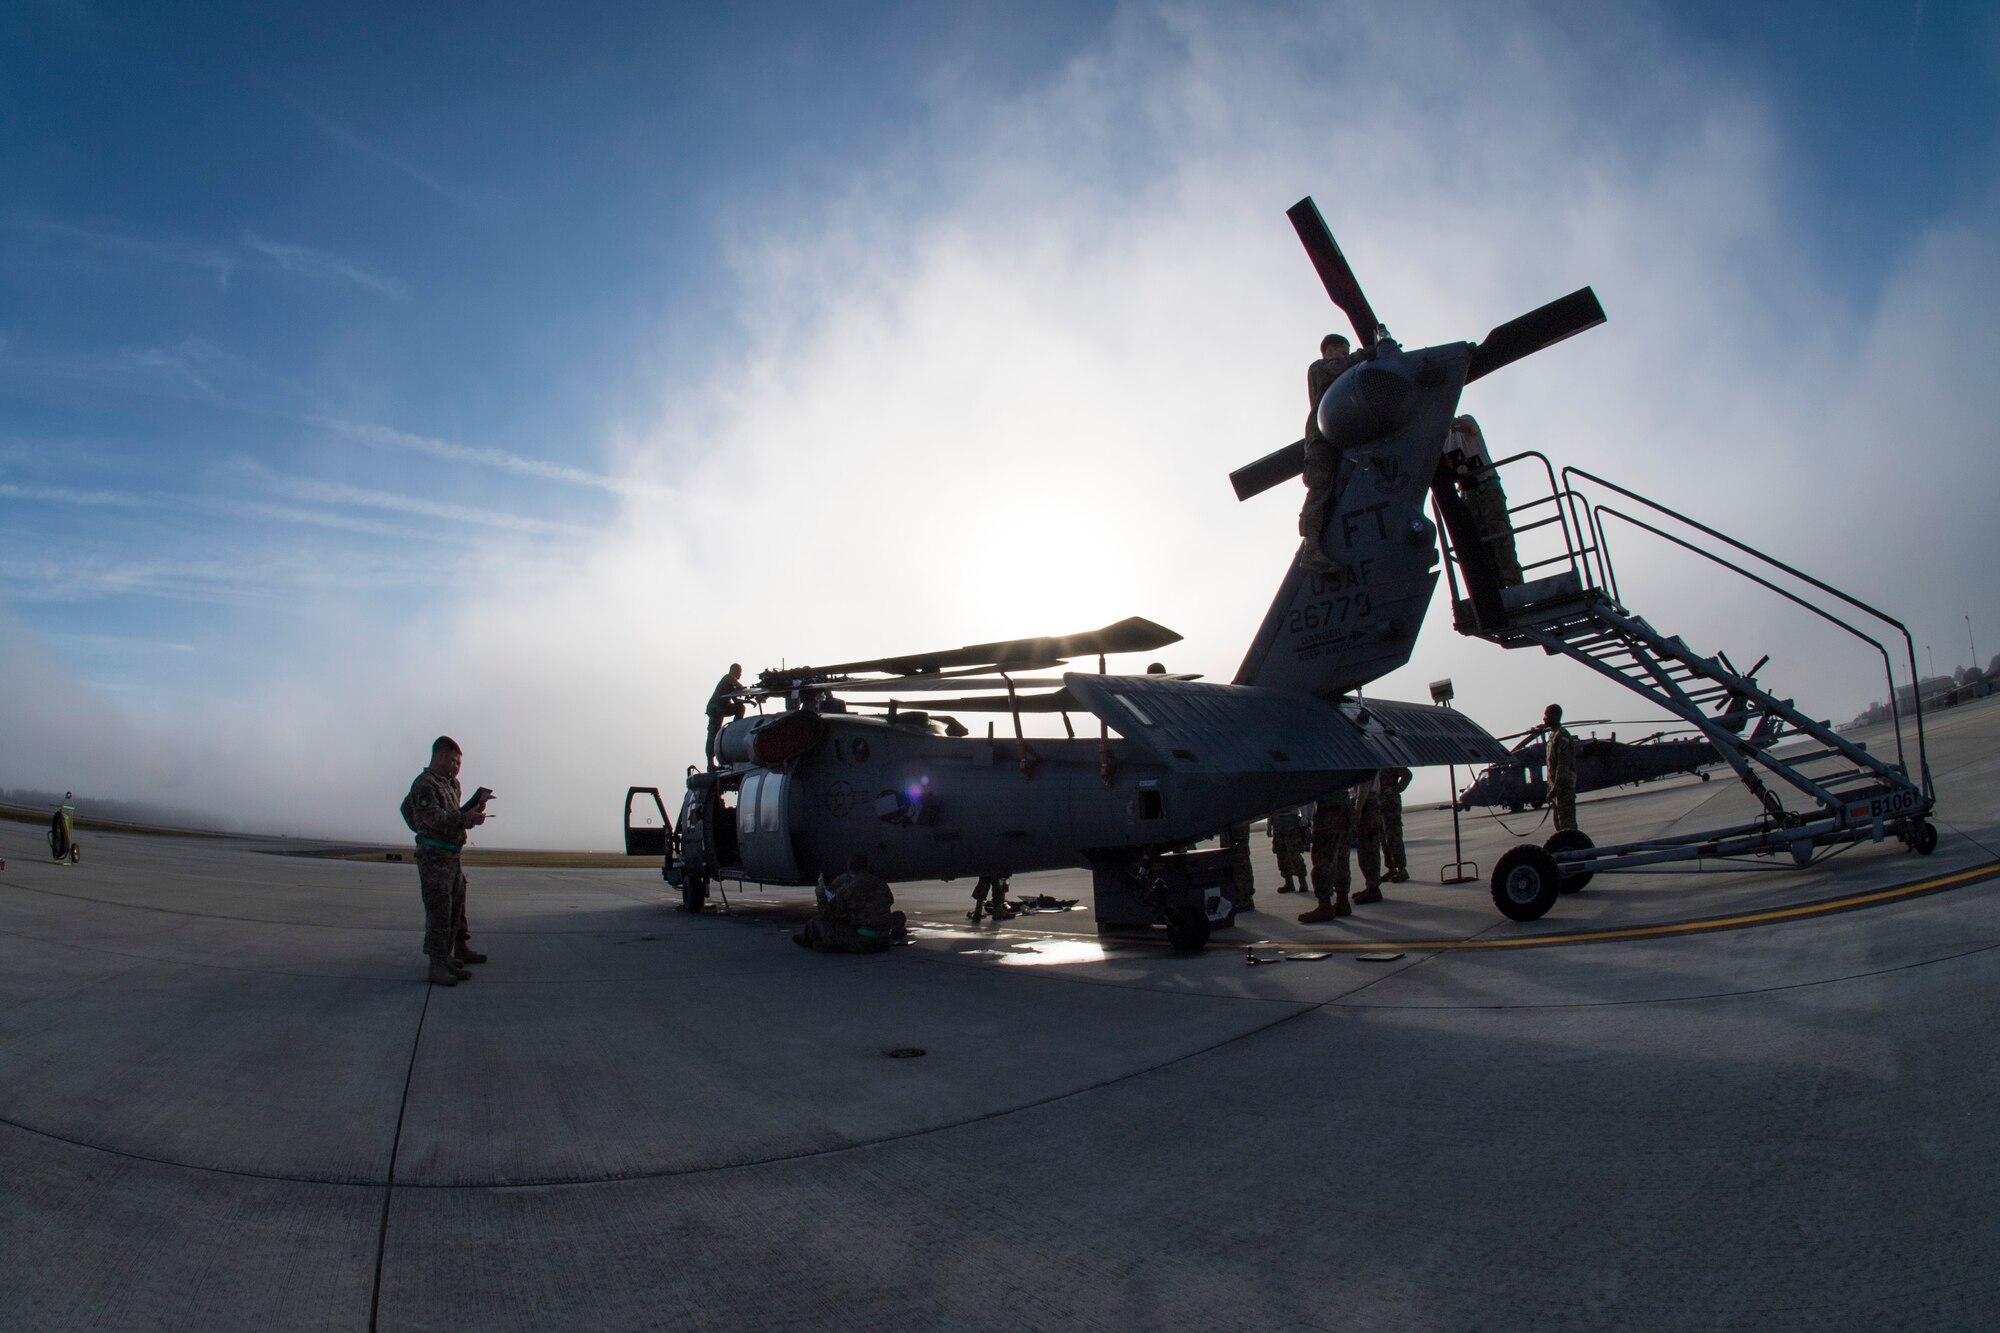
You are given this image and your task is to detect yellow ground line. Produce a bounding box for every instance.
[1226,860,2000,953]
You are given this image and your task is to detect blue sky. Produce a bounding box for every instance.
[3,1,1996,841]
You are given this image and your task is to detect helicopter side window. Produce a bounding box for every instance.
[716,784,742,866]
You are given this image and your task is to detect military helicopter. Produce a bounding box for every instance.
[1459,659,1787,812]
[626,196,1608,948]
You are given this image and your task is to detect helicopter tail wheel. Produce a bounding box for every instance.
[1492,846,1562,922]
[680,877,709,913]
[1163,904,1210,953]
[1914,820,1938,855]
[70,846,81,864]
[1542,829,1594,893]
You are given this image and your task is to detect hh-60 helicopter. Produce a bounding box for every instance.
[626,196,1608,948]
[1459,658,1787,812]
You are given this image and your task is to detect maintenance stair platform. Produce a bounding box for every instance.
[1428,453,1937,919]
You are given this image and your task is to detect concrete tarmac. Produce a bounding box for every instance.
[4,697,1998,1330]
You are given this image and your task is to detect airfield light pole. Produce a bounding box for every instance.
[1969,615,1978,675]
[1431,678,1477,885]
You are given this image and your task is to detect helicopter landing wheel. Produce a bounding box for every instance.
[70,846,80,864]
[1542,829,1594,893]
[1913,820,1938,856]
[1162,904,1209,953]
[680,877,709,913]
[1492,846,1562,922]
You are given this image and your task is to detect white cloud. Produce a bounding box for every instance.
[243,231,409,299]
[254,470,590,538]
[309,416,668,498]
[0,482,143,506]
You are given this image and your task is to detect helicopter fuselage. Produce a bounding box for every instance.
[674,707,1370,891]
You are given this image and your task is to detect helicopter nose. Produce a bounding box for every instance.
[1316,351,1418,447]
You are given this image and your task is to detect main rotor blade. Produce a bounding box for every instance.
[1287,198,1380,347]
[1230,439,1307,501]
[832,676,1071,692]
[1464,287,1605,383]
[772,616,1183,682]
[871,688,1082,714]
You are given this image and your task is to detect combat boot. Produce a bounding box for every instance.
[444,956,472,979]
[1333,887,1352,917]
[1277,878,1296,894]
[1352,884,1383,905]
[453,943,488,964]
[1298,893,1339,924]
[427,958,459,986]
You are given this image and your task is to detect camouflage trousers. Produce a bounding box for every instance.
[415,848,470,959]
[1466,486,1523,586]
[802,911,906,954]
[1380,794,1407,876]
[1311,798,1381,895]
[1548,780,1578,834]
[1298,440,1343,571]
[1270,826,1308,884]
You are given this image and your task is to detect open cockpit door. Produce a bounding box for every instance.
[623,786,670,858]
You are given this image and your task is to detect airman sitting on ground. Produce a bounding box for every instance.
[798,853,908,953]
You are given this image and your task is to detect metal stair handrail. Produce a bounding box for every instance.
[1560,466,1929,798]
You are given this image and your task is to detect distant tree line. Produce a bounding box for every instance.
[1844,654,2000,728]
[0,787,222,830]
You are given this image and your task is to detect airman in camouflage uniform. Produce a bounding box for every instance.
[969,875,1016,923]
[1299,780,1380,922]
[1221,822,1255,913]
[401,736,491,986]
[799,854,907,954]
[1451,416,1523,587]
[1378,766,1413,882]
[1351,771,1388,904]
[705,664,746,769]
[1544,703,1578,833]
[1299,333,1358,573]
[1267,805,1308,893]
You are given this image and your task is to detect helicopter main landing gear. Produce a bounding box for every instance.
[1093,849,1237,952]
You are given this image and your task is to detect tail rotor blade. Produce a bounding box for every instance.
[1464,287,1605,383]
[1230,439,1307,501]
[1287,197,1381,347]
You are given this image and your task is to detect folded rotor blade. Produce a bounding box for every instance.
[882,688,1082,714]
[1464,287,1605,383]
[774,616,1182,682]
[1287,198,1380,347]
[1230,439,1308,501]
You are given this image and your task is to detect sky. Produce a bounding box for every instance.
[3,0,1996,845]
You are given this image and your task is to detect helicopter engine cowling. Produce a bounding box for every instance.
[715,710,827,766]
[1316,343,1418,448]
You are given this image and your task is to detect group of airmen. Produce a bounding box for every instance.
[1221,700,1579,928]
[1232,766,1413,923]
